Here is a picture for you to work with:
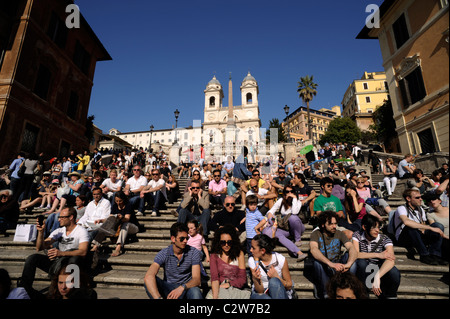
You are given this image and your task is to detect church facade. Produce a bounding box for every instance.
[109,72,262,150]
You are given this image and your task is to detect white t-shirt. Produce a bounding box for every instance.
[49,225,89,251]
[148,178,167,199]
[101,178,123,195]
[126,175,148,192]
[248,252,286,290]
[394,205,427,241]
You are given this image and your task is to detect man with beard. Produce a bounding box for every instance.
[309,210,357,299]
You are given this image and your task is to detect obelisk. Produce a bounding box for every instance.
[227,72,235,128]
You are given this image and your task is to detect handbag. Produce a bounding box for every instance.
[17,161,26,178]
[276,213,292,231]
[13,224,37,242]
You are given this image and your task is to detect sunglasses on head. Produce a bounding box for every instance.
[220,240,232,246]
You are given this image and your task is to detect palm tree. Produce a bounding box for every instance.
[297,75,318,143]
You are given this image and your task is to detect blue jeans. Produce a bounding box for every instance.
[312,252,349,299]
[398,222,444,257]
[144,276,203,299]
[349,259,401,299]
[177,208,211,236]
[145,191,166,214]
[250,277,289,299]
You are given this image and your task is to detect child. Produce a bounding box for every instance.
[245,195,266,257]
[187,219,210,263]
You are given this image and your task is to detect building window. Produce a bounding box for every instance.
[440,0,449,9]
[392,13,410,49]
[365,96,371,103]
[67,91,79,120]
[367,109,373,113]
[417,128,436,154]
[209,96,215,106]
[73,41,91,75]
[398,67,426,108]
[47,12,68,49]
[33,64,52,100]
[363,83,369,90]
[59,140,71,158]
[21,123,40,154]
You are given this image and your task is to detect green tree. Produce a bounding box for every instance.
[297,75,318,141]
[266,118,287,143]
[369,97,398,147]
[319,117,361,145]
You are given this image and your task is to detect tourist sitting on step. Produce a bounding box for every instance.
[231,146,253,208]
[398,154,416,179]
[140,169,167,217]
[77,187,111,243]
[326,271,368,299]
[248,234,296,299]
[290,172,316,223]
[245,178,276,215]
[178,180,211,239]
[18,207,89,299]
[255,186,308,262]
[350,214,401,299]
[123,165,148,216]
[166,174,180,204]
[406,168,436,195]
[309,210,357,299]
[208,196,246,242]
[208,169,228,209]
[206,225,250,299]
[383,158,398,197]
[99,169,123,204]
[426,192,449,262]
[391,188,447,266]
[271,167,292,199]
[0,189,20,236]
[144,222,203,299]
[90,191,140,258]
[356,176,390,221]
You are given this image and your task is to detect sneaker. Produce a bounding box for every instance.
[295,241,302,248]
[420,255,438,265]
[151,211,157,217]
[297,253,308,262]
[136,211,144,216]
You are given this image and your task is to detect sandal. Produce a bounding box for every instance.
[111,249,123,257]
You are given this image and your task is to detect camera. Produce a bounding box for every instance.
[37,215,45,226]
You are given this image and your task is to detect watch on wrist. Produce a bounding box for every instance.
[181,283,187,290]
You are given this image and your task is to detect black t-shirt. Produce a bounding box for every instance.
[293,183,313,197]
[111,202,139,226]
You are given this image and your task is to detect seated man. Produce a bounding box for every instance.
[140,169,167,217]
[291,172,316,223]
[0,189,20,235]
[177,180,211,238]
[123,165,148,216]
[246,178,276,215]
[309,210,357,299]
[397,154,416,179]
[312,177,345,226]
[144,222,203,299]
[350,214,401,299]
[77,187,111,242]
[270,167,292,198]
[240,169,269,209]
[208,169,227,209]
[392,188,447,265]
[208,195,245,241]
[19,207,89,299]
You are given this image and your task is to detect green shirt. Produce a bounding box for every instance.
[313,194,343,213]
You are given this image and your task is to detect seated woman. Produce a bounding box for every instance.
[383,158,398,197]
[206,225,249,299]
[248,234,295,299]
[91,191,140,257]
[46,172,84,215]
[255,186,307,262]
[407,169,435,195]
[166,174,180,204]
[356,177,390,221]
[47,264,97,300]
[342,183,367,233]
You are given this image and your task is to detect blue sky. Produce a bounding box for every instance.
[75,0,385,134]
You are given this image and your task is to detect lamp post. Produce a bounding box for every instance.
[174,109,180,145]
[149,125,154,152]
[284,105,290,142]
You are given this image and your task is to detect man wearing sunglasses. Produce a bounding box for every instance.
[208,169,227,209]
[144,222,203,299]
[208,196,245,238]
[312,177,344,223]
[178,180,211,239]
[246,178,276,215]
[124,165,148,216]
[392,188,446,265]
[240,169,269,210]
[19,207,89,298]
[271,168,292,198]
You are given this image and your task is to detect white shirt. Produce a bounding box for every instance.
[246,188,269,207]
[394,205,427,241]
[268,197,301,216]
[148,178,167,199]
[49,225,89,251]
[126,175,148,192]
[248,252,286,290]
[101,178,123,195]
[78,198,111,230]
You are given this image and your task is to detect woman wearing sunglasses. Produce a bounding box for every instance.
[255,186,307,262]
[206,225,249,299]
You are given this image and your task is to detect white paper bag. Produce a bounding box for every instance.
[13,224,37,242]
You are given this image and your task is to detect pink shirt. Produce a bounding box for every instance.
[208,179,227,196]
[187,233,205,251]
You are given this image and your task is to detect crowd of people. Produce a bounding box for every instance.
[0,143,448,300]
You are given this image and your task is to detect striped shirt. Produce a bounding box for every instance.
[245,208,265,239]
[352,231,393,264]
[154,244,202,285]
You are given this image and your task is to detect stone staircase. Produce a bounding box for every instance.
[0,175,448,299]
